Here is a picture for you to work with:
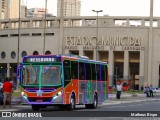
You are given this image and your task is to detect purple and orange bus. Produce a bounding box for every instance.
[17,54,109,111]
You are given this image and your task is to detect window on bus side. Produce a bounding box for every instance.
[63,60,71,81]
[86,63,91,80]
[91,63,96,80]
[71,61,78,79]
[79,62,84,80]
[96,64,100,81]
[101,65,106,81]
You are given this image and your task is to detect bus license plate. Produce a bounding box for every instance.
[36,100,43,102]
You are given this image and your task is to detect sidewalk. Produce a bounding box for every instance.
[102,93,160,105]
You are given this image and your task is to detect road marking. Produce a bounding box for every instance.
[135,104,143,106]
[0,109,18,112]
[129,105,134,106]
[14,105,31,108]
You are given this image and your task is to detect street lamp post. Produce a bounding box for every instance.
[15,0,21,90]
[115,67,119,85]
[17,0,21,85]
[43,0,47,55]
[92,10,103,61]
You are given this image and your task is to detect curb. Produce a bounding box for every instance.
[102,93,159,105]
[102,98,160,105]
[11,97,21,104]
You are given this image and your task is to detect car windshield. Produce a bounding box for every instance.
[22,65,62,86]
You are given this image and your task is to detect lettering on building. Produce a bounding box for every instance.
[65,36,144,51]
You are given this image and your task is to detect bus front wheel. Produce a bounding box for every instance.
[32,105,40,111]
[67,95,75,110]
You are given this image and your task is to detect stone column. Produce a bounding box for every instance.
[82,19,85,27]
[126,19,129,27]
[68,19,71,27]
[30,20,32,28]
[139,51,145,88]
[147,0,153,84]
[108,51,114,86]
[123,51,129,80]
[7,63,10,78]
[141,19,145,27]
[93,50,96,60]
[79,50,84,56]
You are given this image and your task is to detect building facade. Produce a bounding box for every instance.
[0,16,159,89]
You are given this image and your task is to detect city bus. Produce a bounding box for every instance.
[17,54,109,111]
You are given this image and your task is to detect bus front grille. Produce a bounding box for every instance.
[28,97,52,102]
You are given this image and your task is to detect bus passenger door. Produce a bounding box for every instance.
[63,60,71,104]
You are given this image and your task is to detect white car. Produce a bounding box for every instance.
[0,82,3,94]
[153,88,160,93]
[0,82,3,89]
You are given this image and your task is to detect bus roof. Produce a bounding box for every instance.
[22,54,107,64]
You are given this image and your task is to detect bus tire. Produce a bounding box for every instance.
[85,104,91,109]
[85,95,98,109]
[32,105,40,111]
[67,95,75,110]
[91,95,98,109]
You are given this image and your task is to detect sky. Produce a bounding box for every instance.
[23,0,160,17]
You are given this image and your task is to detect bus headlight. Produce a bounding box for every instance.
[21,92,24,96]
[58,91,62,96]
[21,92,27,97]
[53,91,62,99]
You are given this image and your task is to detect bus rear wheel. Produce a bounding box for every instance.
[85,95,98,109]
[32,105,40,111]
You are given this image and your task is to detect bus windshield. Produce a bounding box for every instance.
[42,66,61,85]
[22,65,62,86]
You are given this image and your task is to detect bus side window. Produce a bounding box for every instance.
[91,64,96,80]
[79,62,85,80]
[71,61,78,79]
[63,60,71,81]
[86,63,91,80]
[96,64,100,81]
[101,65,106,81]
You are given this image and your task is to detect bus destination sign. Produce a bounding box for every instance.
[23,57,60,63]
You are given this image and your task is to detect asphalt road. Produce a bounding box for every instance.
[0,97,160,116]
[0,93,160,119]
[0,98,160,120]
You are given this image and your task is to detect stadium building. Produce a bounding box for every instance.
[0,0,158,90]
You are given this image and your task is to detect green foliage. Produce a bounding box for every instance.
[12,91,21,97]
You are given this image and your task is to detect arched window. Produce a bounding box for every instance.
[21,51,27,57]
[33,51,39,55]
[11,51,16,59]
[1,51,6,59]
[45,51,51,55]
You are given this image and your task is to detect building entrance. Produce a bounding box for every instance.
[113,51,124,86]
[129,52,140,90]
